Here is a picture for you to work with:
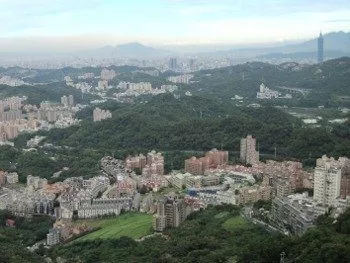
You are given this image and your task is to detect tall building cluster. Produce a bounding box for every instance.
[168,58,178,70]
[38,100,75,124]
[60,95,74,108]
[271,155,350,235]
[0,171,19,186]
[100,69,117,80]
[185,149,229,175]
[125,151,165,177]
[240,135,259,165]
[0,97,25,141]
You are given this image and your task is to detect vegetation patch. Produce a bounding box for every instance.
[214,211,230,219]
[222,216,251,231]
[74,213,153,242]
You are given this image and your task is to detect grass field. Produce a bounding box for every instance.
[222,216,251,231]
[75,213,153,242]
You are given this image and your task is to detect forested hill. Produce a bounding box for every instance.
[0,82,96,105]
[49,205,350,263]
[41,93,349,164]
[44,94,299,152]
[191,57,350,105]
[0,65,155,83]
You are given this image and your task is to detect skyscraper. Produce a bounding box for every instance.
[317,32,324,63]
[168,58,178,70]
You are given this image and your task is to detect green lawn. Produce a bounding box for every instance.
[222,216,251,231]
[75,213,153,242]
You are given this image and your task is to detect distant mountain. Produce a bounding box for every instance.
[199,32,350,61]
[255,32,350,62]
[281,31,350,53]
[80,42,173,58]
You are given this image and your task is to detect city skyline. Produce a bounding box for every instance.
[0,0,350,52]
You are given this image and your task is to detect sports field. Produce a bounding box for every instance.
[75,213,153,242]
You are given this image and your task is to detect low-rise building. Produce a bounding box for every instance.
[77,197,132,219]
[271,193,327,235]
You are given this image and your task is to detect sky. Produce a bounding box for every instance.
[0,0,350,51]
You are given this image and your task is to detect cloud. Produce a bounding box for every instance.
[0,0,349,50]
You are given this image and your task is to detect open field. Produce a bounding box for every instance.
[222,216,251,231]
[74,213,153,242]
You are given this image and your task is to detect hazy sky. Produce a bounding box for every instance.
[0,0,350,51]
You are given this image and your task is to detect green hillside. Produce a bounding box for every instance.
[49,205,350,263]
[192,57,350,106]
[75,213,153,242]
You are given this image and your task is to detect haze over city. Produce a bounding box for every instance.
[1,0,350,52]
[1,0,350,262]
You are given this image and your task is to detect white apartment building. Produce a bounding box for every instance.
[6,172,19,184]
[256,83,280,99]
[313,155,343,206]
[93,107,112,122]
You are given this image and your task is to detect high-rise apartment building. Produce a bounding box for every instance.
[340,163,350,199]
[318,32,324,63]
[0,171,6,187]
[153,195,191,232]
[68,95,74,107]
[240,135,259,165]
[313,156,349,206]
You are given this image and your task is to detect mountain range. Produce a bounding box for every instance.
[79,31,350,60]
[79,42,172,58]
[0,32,349,62]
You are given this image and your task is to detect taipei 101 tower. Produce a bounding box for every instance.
[318,32,324,63]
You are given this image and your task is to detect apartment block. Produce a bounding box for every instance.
[153,195,192,232]
[6,172,18,184]
[126,151,164,176]
[185,149,229,175]
[240,135,259,165]
[340,162,350,199]
[313,156,347,206]
[0,171,6,186]
[27,175,48,190]
[47,228,61,246]
[125,154,147,170]
[236,185,271,205]
[271,193,327,235]
[93,107,112,122]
